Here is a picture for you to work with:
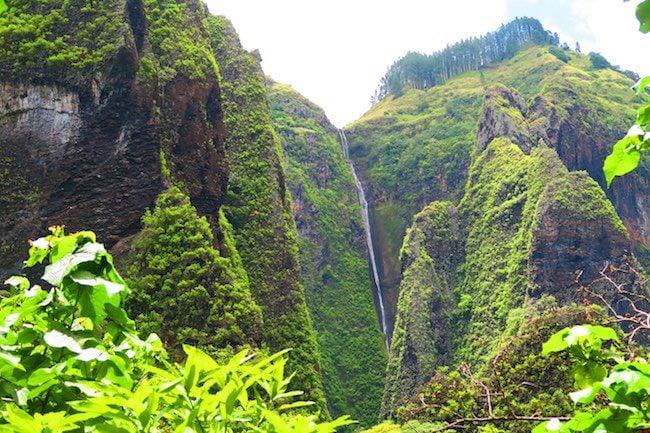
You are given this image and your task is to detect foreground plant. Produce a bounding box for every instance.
[0,226,352,432]
[533,325,649,433]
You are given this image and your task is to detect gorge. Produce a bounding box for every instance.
[0,1,648,432]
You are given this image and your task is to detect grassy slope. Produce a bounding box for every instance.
[268,81,387,428]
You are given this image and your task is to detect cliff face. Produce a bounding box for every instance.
[0,0,227,278]
[207,16,329,415]
[268,81,387,427]
[380,80,644,417]
[0,0,328,413]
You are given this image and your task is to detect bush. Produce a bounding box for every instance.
[0,227,353,432]
[548,46,570,63]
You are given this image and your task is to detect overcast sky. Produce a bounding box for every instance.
[205,0,650,127]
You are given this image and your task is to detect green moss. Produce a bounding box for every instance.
[454,139,566,364]
[139,0,218,86]
[0,0,126,84]
[382,201,458,418]
[207,16,329,417]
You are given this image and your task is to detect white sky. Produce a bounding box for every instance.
[205,0,650,127]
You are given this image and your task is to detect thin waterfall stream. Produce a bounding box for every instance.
[338,129,390,351]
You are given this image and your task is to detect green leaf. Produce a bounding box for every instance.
[637,0,650,32]
[0,0,7,14]
[43,330,82,353]
[43,243,104,286]
[4,276,30,291]
[603,136,641,186]
[633,76,650,94]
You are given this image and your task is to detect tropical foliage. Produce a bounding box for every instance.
[0,227,352,432]
[603,0,650,185]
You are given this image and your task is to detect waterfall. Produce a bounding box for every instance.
[338,129,390,350]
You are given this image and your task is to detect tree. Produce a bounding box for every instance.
[125,186,264,359]
[588,52,611,69]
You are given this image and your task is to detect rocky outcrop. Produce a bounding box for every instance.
[381,201,459,418]
[382,82,646,417]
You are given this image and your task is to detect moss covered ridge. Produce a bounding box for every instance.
[381,79,644,417]
[268,80,387,428]
[207,16,329,417]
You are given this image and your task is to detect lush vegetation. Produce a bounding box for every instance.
[139,0,218,86]
[207,16,329,416]
[373,18,558,100]
[534,324,649,433]
[0,0,126,84]
[0,227,352,432]
[268,81,388,428]
[346,40,640,339]
[602,0,650,186]
[125,186,264,360]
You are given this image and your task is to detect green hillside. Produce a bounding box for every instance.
[345,45,642,332]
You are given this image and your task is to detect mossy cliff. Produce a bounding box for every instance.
[380,82,643,417]
[268,80,387,427]
[0,0,227,278]
[345,43,649,335]
[207,16,328,415]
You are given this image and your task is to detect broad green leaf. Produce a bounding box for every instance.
[4,276,30,291]
[542,328,570,354]
[76,347,110,362]
[0,0,6,14]
[43,330,82,353]
[637,0,650,32]
[43,243,104,286]
[604,136,641,186]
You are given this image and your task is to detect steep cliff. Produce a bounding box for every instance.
[0,0,329,414]
[0,0,227,278]
[207,16,328,415]
[346,43,649,337]
[268,80,387,426]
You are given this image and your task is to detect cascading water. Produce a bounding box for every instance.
[338,129,390,351]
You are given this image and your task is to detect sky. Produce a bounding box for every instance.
[204,0,650,127]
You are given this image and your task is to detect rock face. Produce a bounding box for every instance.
[381,201,459,418]
[0,0,228,281]
[207,16,329,416]
[346,45,650,336]
[381,80,646,417]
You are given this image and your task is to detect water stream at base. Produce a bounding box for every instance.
[338,129,390,351]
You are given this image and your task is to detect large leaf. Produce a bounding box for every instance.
[603,136,642,186]
[43,243,104,286]
[637,0,650,33]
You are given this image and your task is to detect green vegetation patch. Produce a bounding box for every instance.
[207,16,329,416]
[0,0,126,84]
[125,186,264,360]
